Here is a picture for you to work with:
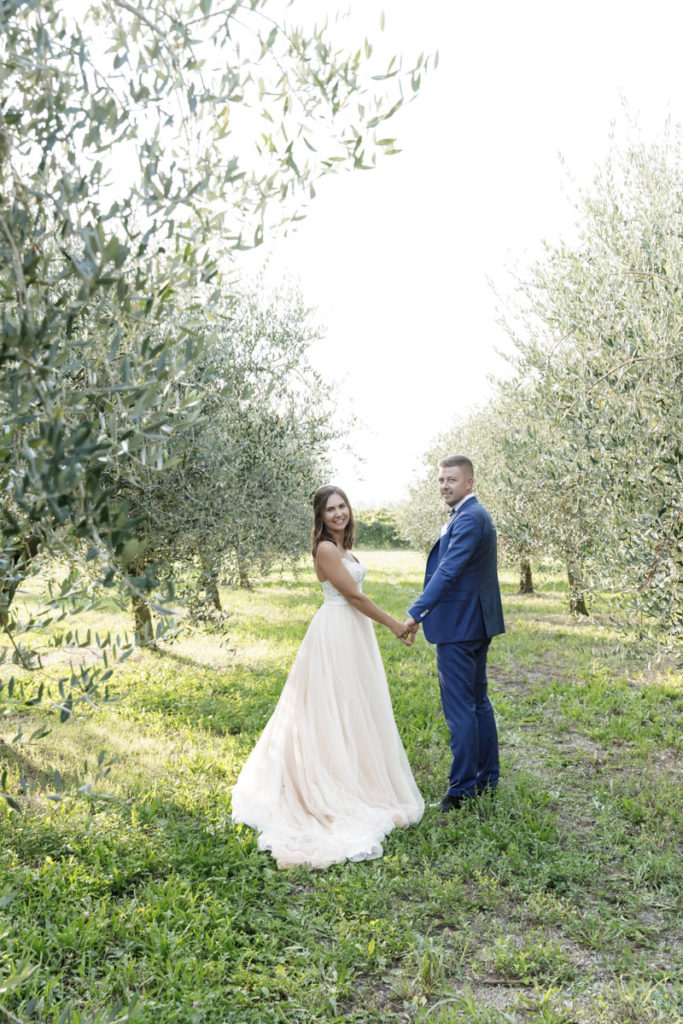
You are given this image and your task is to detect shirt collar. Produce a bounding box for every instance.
[452,493,476,515]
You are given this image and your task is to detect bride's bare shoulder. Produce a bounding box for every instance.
[314,540,341,581]
[316,540,339,555]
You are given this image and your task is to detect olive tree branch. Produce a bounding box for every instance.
[106,0,163,37]
[587,350,683,394]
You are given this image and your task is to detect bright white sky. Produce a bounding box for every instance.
[246,0,683,506]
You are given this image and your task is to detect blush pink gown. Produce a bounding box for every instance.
[231,558,424,868]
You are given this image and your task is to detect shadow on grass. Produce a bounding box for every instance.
[0,735,62,793]
[116,645,286,740]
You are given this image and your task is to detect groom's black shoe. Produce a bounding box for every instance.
[440,792,475,813]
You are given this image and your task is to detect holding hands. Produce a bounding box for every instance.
[389,615,420,647]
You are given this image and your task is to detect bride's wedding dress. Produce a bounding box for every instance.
[231,557,424,869]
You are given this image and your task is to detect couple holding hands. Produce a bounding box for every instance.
[231,454,505,869]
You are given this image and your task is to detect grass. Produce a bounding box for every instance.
[0,551,681,1024]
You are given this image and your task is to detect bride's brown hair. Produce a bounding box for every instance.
[311,485,355,556]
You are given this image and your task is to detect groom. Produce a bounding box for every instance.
[404,455,504,811]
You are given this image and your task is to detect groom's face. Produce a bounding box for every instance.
[438,465,473,507]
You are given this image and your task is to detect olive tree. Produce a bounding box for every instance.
[0,0,429,700]
[111,279,337,635]
[499,130,683,639]
[400,129,682,642]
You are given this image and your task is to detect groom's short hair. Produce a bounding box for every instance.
[439,454,474,478]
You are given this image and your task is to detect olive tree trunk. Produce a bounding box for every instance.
[519,557,534,594]
[567,563,589,616]
[200,558,222,611]
[130,564,154,643]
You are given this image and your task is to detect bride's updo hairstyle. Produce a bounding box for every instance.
[311,485,355,556]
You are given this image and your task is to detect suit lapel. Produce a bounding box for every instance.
[439,497,479,554]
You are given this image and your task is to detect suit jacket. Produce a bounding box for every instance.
[408,496,505,644]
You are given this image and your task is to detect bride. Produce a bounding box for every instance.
[231,484,424,868]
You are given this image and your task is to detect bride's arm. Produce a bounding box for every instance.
[315,542,407,637]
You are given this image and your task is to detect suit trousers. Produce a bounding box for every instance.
[435,638,499,798]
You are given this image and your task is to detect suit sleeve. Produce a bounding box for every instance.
[408,512,485,622]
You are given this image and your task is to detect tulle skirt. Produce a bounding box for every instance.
[231,601,424,868]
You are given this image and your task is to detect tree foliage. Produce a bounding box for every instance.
[402,129,682,644]
[354,507,409,549]
[0,0,429,688]
[501,132,682,636]
[395,407,509,553]
[112,278,337,632]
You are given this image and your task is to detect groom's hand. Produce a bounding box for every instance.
[402,616,419,646]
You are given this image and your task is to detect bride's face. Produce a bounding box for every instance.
[323,493,350,533]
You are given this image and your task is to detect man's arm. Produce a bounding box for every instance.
[408,512,485,624]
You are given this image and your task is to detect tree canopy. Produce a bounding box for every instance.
[1,0,430,694]
[112,278,337,635]
[401,130,683,646]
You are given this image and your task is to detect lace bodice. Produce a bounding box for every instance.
[321,557,366,605]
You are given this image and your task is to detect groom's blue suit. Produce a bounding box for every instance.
[408,496,504,800]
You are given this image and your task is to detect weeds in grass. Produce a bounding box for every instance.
[488,931,576,985]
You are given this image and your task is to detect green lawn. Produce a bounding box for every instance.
[1,552,681,1024]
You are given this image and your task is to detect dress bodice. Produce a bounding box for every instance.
[321,557,366,605]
